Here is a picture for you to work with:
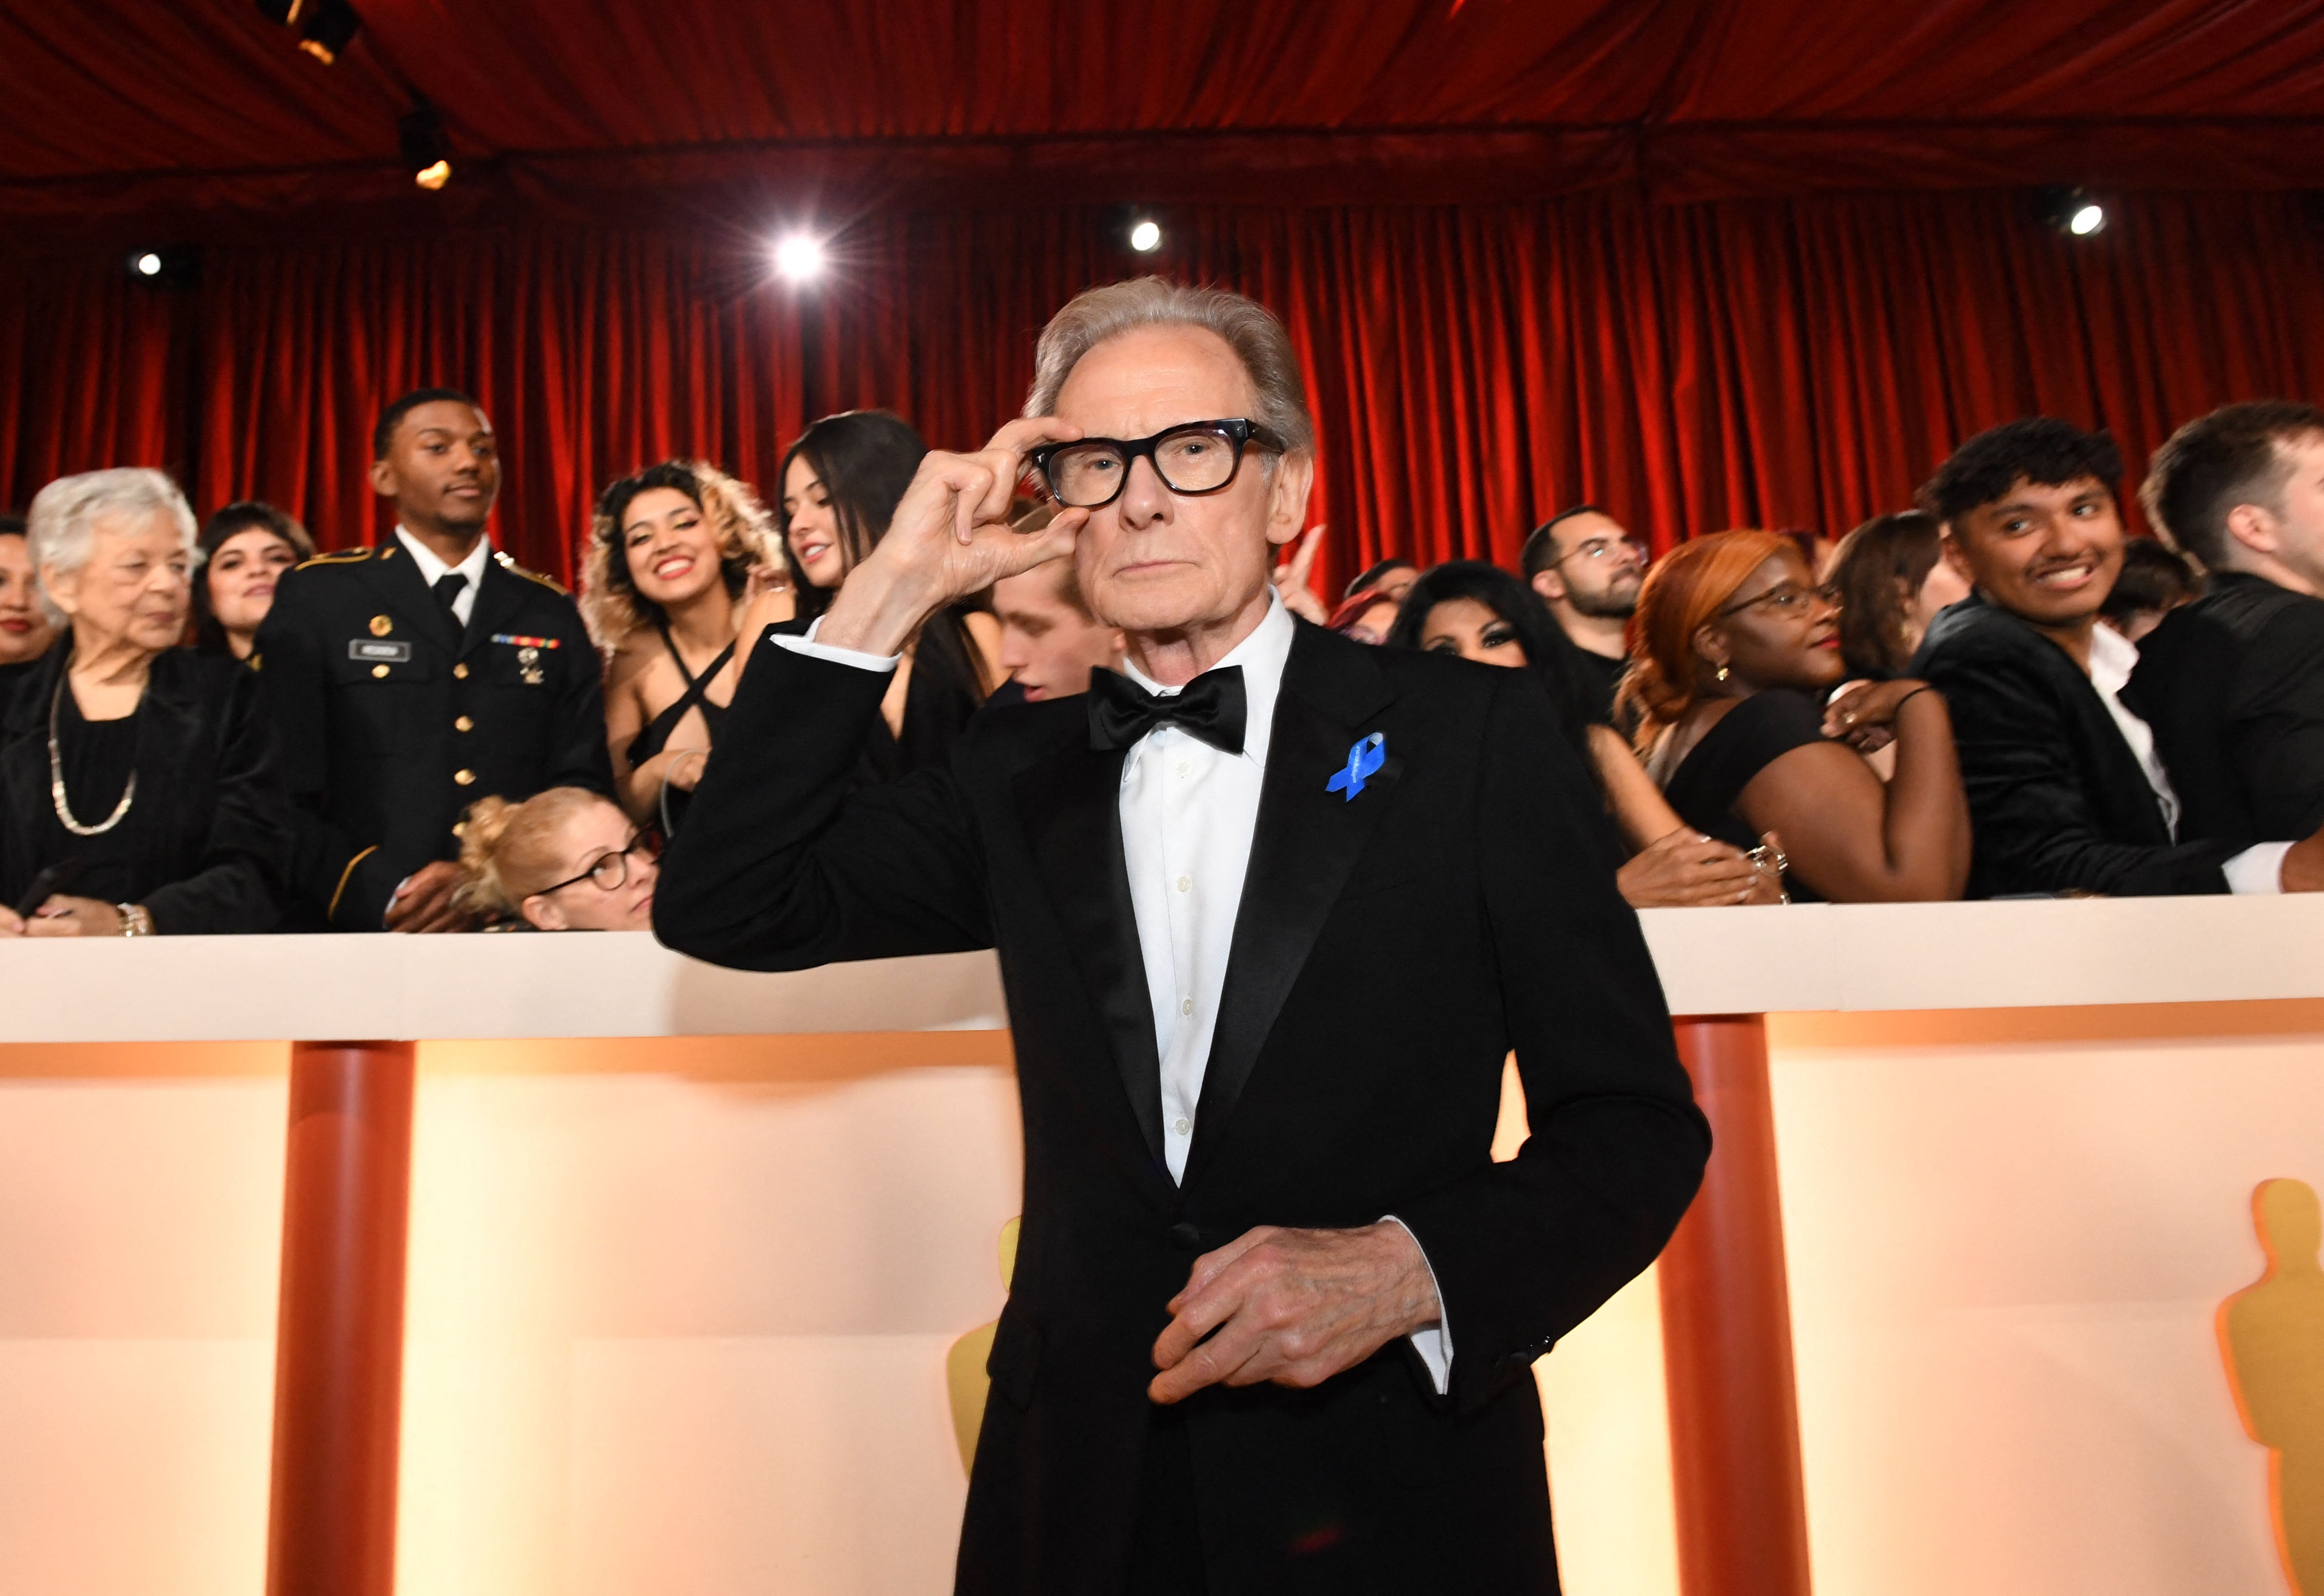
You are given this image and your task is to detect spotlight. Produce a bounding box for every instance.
[295,0,361,63]
[1128,217,1163,254]
[399,104,452,191]
[125,248,195,288]
[773,233,828,283]
[2037,186,2108,238]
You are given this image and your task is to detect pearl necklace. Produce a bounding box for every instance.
[48,673,137,837]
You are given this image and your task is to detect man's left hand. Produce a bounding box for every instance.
[1149,1220,1441,1404]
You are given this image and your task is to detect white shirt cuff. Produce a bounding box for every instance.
[2224,841,2294,895]
[1381,1214,1451,1395]
[770,615,900,673]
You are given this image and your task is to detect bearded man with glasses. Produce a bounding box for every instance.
[655,279,1706,1596]
[1521,505,1648,721]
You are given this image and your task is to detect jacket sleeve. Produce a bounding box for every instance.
[142,665,290,934]
[651,634,992,970]
[548,598,615,798]
[254,571,402,929]
[1926,650,2233,897]
[1391,670,1711,1412]
[2234,607,2324,842]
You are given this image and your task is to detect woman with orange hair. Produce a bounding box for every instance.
[1623,531,1970,902]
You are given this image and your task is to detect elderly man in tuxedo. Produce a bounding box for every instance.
[654,280,1708,1596]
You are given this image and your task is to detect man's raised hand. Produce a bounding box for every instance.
[816,418,1089,657]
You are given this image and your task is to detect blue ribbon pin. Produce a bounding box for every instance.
[1326,733,1386,802]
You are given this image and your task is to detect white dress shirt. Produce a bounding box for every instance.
[2087,623,2289,893]
[776,595,1454,1389]
[394,526,493,629]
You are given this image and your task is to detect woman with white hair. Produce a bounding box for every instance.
[0,468,288,935]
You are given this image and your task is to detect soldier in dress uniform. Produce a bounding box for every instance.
[254,387,611,931]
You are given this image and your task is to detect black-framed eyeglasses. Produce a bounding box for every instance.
[535,828,660,898]
[1716,581,1837,619]
[1028,418,1287,510]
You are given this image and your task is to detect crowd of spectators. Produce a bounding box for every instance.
[4,303,2323,934]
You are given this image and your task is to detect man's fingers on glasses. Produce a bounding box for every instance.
[987,416,1083,457]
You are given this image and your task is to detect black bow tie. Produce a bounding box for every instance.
[1086,666,1247,755]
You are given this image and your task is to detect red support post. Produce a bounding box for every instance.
[265,1040,417,1596]
[1658,1014,1813,1596]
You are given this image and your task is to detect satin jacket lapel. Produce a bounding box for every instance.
[372,543,463,652]
[1012,738,1175,1191]
[1185,626,1400,1186]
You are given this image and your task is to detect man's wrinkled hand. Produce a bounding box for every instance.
[1148,1220,1441,1404]
[385,859,471,933]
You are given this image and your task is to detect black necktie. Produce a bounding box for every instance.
[432,572,468,615]
[1086,666,1247,755]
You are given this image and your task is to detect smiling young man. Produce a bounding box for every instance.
[256,387,610,930]
[655,280,1706,1595]
[1911,416,2324,897]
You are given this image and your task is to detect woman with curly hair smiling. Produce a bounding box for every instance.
[583,459,788,828]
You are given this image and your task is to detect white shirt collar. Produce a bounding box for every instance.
[1120,590,1295,766]
[394,525,494,591]
[2084,618,2138,695]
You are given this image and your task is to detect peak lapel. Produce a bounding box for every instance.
[1012,737,1176,1197]
[372,544,463,652]
[460,558,527,658]
[1184,626,1401,1187]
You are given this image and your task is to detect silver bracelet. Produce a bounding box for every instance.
[115,903,153,937]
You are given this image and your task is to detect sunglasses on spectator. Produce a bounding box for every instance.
[1029,419,1286,509]
[536,828,660,897]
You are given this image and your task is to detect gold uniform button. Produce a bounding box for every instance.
[455,715,473,731]
[453,662,469,679]
[454,769,476,786]
[372,664,390,678]
[369,615,393,637]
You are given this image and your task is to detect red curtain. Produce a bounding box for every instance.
[6,188,2323,597]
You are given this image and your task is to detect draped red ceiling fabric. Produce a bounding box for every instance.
[7,189,2322,594]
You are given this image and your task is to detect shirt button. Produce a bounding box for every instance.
[1180,997,1194,1016]
[1173,1117,1192,1136]
[453,662,469,679]
[454,769,476,786]
[1176,874,1191,892]
[454,715,473,732]
[1176,762,1189,778]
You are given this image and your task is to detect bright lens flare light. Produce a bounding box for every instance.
[413,159,451,191]
[2069,202,2106,236]
[773,233,828,283]
[133,253,163,277]
[1129,218,1163,253]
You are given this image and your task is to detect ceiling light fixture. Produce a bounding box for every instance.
[773,232,828,283]
[1128,217,1163,253]
[400,104,453,191]
[2036,186,2109,238]
[295,0,361,63]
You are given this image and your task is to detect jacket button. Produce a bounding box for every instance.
[453,662,469,679]
[1168,1222,1202,1252]
[454,769,476,786]
[455,715,473,731]
[371,664,389,678]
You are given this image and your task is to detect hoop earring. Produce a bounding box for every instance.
[1714,664,1730,684]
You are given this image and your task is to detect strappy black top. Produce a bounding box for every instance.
[626,625,734,769]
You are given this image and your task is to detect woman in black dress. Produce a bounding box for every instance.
[0,469,286,936]
[1386,561,1779,907]
[764,410,1000,780]
[1624,530,1969,903]
[190,501,314,660]
[585,460,786,828]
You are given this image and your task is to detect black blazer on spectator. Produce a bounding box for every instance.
[2124,571,2324,851]
[254,542,611,929]
[655,621,1708,1596]
[1911,593,2234,897]
[0,644,287,932]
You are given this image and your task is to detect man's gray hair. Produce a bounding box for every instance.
[26,468,198,628]
[1025,278,1315,457]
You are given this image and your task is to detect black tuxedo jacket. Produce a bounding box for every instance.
[655,620,1708,1596]
[2125,571,2324,851]
[253,541,611,928]
[0,644,288,931]
[1911,595,2234,897]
